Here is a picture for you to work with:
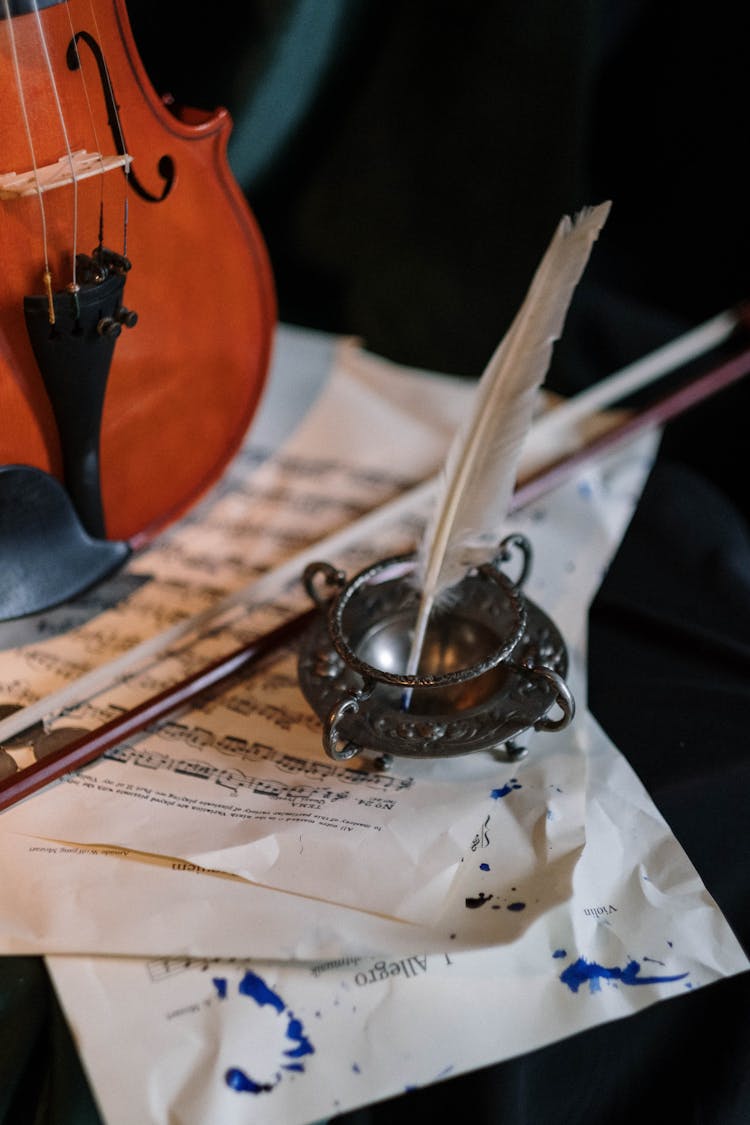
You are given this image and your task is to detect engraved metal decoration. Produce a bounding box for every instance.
[298,534,574,764]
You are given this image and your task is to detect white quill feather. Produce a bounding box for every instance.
[405,201,611,678]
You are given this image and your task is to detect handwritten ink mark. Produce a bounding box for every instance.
[471,814,491,851]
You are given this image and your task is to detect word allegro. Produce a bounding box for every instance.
[354,956,427,986]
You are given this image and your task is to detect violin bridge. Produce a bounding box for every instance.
[0,150,132,200]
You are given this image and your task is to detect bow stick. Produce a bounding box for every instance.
[1,313,749,811]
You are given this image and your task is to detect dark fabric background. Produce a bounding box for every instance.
[2,2,748,1122]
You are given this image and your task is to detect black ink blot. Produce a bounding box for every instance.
[465,892,494,909]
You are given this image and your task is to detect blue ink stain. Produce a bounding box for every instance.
[285,1018,314,1059]
[507,902,526,912]
[479,862,490,872]
[553,949,567,959]
[352,1063,361,1074]
[560,957,689,994]
[577,480,593,499]
[490,779,522,799]
[223,972,316,1096]
[238,970,285,1013]
[225,1068,276,1094]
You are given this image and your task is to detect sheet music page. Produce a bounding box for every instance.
[0,326,746,1124]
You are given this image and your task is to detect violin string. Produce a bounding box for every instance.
[86,0,130,256]
[31,0,81,294]
[2,0,55,321]
[64,0,107,260]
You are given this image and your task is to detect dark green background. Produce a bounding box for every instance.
[2,3,748,1122]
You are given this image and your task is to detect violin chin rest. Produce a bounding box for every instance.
[0,464,130,621]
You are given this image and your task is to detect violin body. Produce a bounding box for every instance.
[0,0,275,550]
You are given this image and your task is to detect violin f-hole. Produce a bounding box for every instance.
[66,29,175,204]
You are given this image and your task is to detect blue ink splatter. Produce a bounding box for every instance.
[507,901,526,912]
[284,1016,314,1060]
[553,949,567,959]
[225,1068,276,1094]
[577,480,593,499]
[238,970,285,1012]
[491,778,522,799]
[560,957,689,994]
[479,862,490,872]
[352,1063,361,1074]
[219,971,316,1096]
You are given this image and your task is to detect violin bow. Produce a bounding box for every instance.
[2,312,749,812]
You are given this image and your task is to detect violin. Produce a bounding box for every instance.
[0,0,275,618]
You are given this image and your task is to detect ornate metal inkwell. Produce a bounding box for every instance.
[293,203,616,766]
[297,533,574,765]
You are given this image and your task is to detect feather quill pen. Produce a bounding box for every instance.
[404,201,611,684]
